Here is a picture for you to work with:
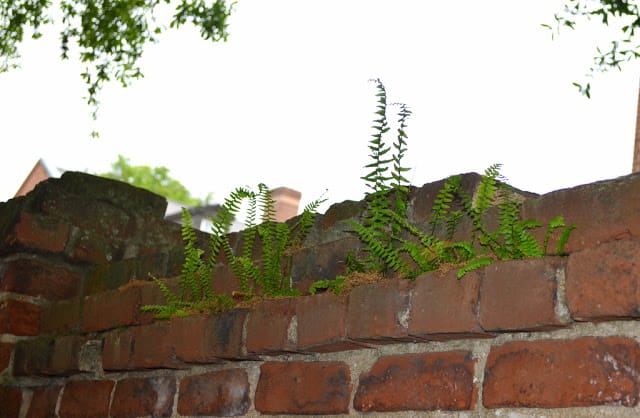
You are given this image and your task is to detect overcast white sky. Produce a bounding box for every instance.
[1,1,639,215]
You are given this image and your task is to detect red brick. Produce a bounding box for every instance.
[8,212,69,254]
[0,258,83,300]
[26,385,62,418]
[479,258,566,331]
[567,239,640,320]
[0,342,12,373]
[131,322,182,369]
[0,386,22,418]
[522,174,640,253]
[82,287,140,333]
[209,264,243,298]
[102,328,135,370]
[46,335,87,375]
[483,337,640,408]
[255,361,351,415]
[12,337,54,376]
[409,270,488,339]
[246,298,297,354]
[178,370,249,416]
[354,351,476,412]
[111,376,175,418]
[297,292,365,352]
[40,297,81,334]
[0,299,42,336]
[171,309,247,362]
[59,380,114,418]
[347,279,413,343]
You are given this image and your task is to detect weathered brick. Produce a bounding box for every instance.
[46,335,88,375]
[318,199,366,232]
[0,342,12,373]
[111,376,175,418]
[7,212,69,254]
[171,309,247,362]
[85,259,140,295]
[82,287,140,332]
[0,257,83,300]
[479,258,566,331]
[66,228,123,265]
[567,239,640,320]
[297,292,364,352]
[0,386,22,418]
[178,370,249,416]
[409,270,487,339]
[522,173,640,253]
[0,299,42,336]
[255,361,351,415]
[59,380,114,418]
[291,236,361,292]
[102,328,135,370]
[130,322,182,369]
[12,337,54,376]
[354,351,476,412]
[25,385,62,418]
[39,297,82,334]
[347,278,413,343]
[246,298,297,355]
[209,264,243,298]
[483,337,640,408]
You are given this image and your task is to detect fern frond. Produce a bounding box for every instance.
[556,224,576,254]
[475,163,502,215]
[457,257,494,279]
[542,215,565,254]
[290,193,327,248]
[429,175,461,235]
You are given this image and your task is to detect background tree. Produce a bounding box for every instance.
[545,0,640,97]
[0,0,234,131]
[100,154,209,206]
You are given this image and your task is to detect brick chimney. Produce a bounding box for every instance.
[271,187,302,222]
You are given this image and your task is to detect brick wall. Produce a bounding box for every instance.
[1,171,640,417]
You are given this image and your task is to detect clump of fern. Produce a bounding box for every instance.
[441,165,576,277]
[230,184,326,298]
[143,183,326,318]
[349,79,415,276]
[349,80,575,281]
[141,208,234,319]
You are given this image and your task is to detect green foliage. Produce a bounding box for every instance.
[352,79,414,274]
[100,155,208,206]
[308,275,346,295]
[1,0,234,130]
[141,208,233,319]
[142,183,324,318]
[229,184,326,297]
[350,81,576,281]
[445,166,577,273]
[544,0,640,97]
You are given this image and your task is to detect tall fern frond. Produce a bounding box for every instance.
[429,175,461,235]
[392,103,412,220]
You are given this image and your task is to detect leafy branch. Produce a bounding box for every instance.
[543,0,640,97]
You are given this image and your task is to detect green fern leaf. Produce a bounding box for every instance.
[457,257,494,279]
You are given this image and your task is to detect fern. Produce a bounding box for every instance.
[456,257,494,279]
[351,83,576,281]
[309,275,347,295]
[429,175,460,236]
